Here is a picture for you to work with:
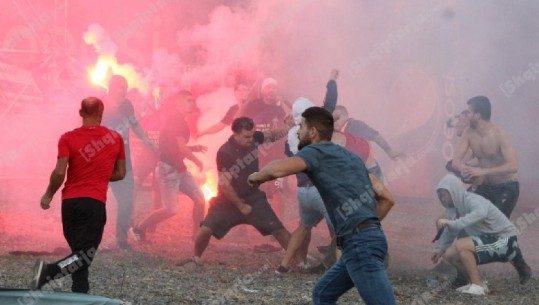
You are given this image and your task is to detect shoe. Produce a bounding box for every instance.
[192,256,203,266]
[297,262,312,271]
[30,260,48,290]
[274,265,289,275]
[516,264,532,285]
[460,283,486,295]
[456,284,471,292]
[129,227,144,242]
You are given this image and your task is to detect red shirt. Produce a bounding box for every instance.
[58,125,125,203]
[342,131,370,162]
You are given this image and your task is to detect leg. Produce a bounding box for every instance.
[454,237,481,285]
[40,198,106,292]
[136,208,175,232]
[196,198,245,259]
[271,228,291,251]
[135,162,180,235]
[497,182,519,218]
[443,243,469,283]
[194,225,214,258]
[178,171,206,238]
[312,258,354,305]
[341,228,396,305]
[279,225,312,268]
[509,236,532,284]
[298,229,312,264]
[111,170,134,248]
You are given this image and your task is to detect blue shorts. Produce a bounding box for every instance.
[297,185,331,228]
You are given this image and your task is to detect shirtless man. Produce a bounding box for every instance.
[452,96,519,218]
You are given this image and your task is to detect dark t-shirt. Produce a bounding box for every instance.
[296,142,378,236]
[159,111,190,172]
[344,119,379,142]
[101,98,136,168]
[243,99,285,131]
[215,131,265,199]
[243,99,286,167]
[221,104,239,125]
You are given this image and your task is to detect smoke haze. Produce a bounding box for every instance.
[1,0,539,246]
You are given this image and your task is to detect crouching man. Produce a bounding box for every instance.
[432,174,531,295]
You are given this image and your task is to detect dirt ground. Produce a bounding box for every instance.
[1,187,538,305]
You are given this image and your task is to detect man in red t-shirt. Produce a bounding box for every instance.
[30,97,126,293]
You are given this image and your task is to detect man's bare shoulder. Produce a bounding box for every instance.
[490,124,513,143]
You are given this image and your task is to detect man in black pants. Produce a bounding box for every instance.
[31,97,126,292]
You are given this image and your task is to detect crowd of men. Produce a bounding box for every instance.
[29,72,532,303]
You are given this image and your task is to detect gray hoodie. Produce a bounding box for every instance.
[435,174,518,255]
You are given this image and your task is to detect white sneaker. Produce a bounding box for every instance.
[456,284,471,292]
[460,283,486,295]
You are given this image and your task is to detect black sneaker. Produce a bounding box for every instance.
[517,264,532,285]
[30,260,48,290]
[274,265,289,275]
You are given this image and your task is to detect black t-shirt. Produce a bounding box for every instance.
[159,111,190,172]
[216,131,265,199]
[221,104,239,125]
[242,99,286,166]
[243,99,285,131]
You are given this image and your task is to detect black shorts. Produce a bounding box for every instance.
[201,191,284,239]
[474,181,519,218]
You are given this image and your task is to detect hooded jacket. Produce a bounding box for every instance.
[287,97,315,154]
[434,174,518,255]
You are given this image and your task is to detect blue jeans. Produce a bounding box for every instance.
[313,227,396,305]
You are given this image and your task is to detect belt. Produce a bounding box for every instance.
[353,221,380,233]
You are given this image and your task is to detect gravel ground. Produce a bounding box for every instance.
[1,193,538,305]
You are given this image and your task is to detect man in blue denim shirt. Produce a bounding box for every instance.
[248,107,396,305]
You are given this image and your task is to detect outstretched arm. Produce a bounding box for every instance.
[177,136,204,171]
[132,121,158,148]
[248,157,307,187]
[373,134,405,160]
[196,122,227,139]
[261,129,289,143]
